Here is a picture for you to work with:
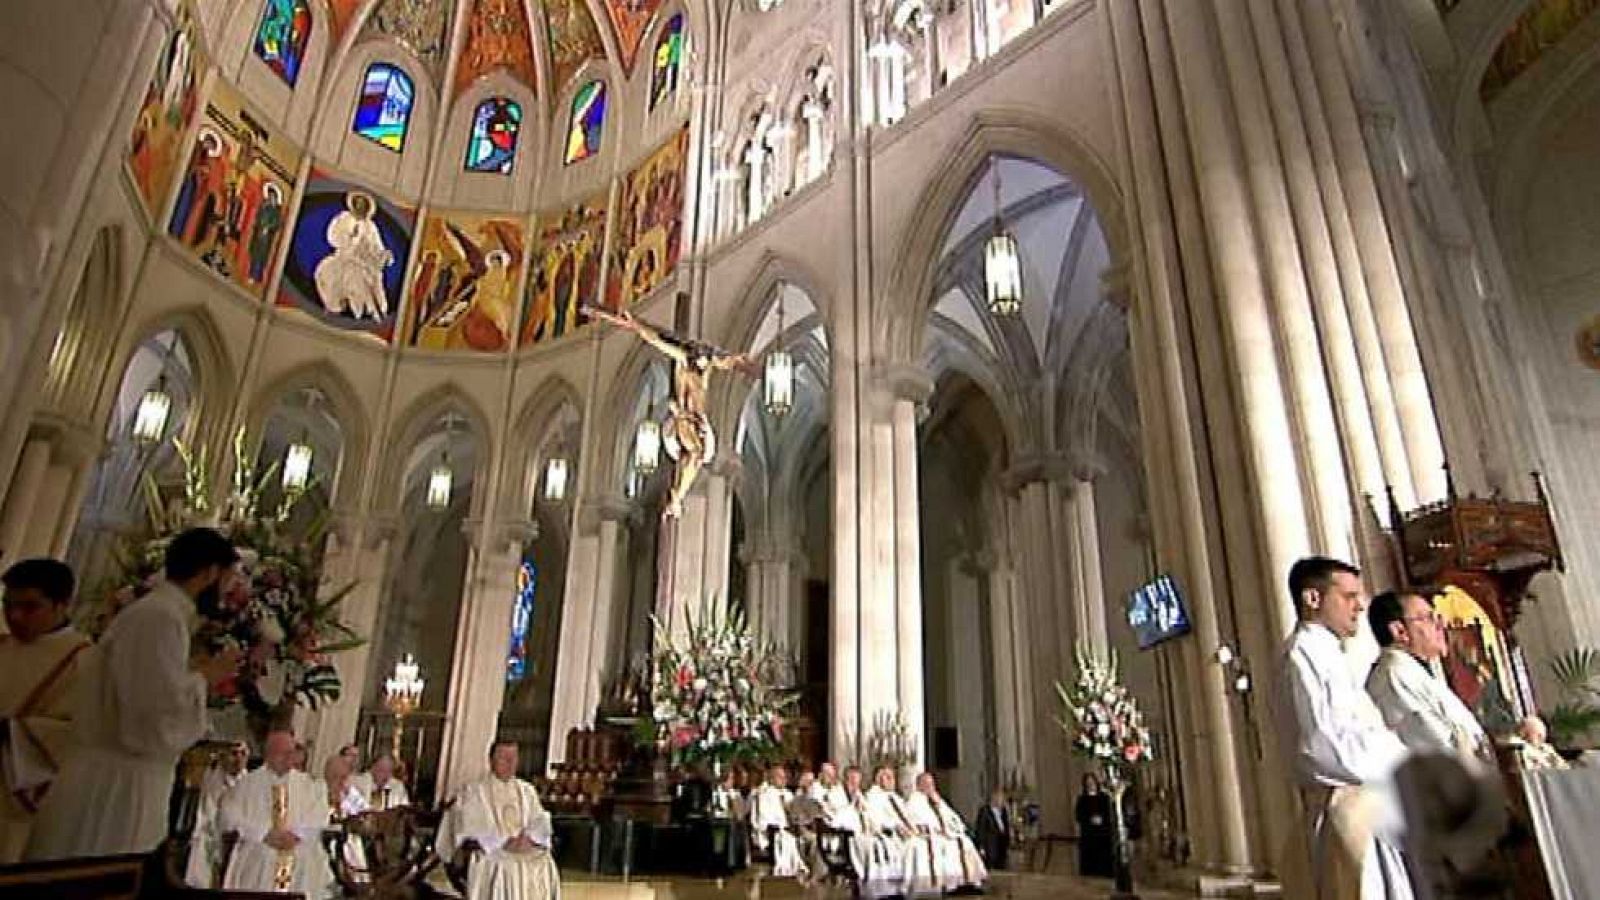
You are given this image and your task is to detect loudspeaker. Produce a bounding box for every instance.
[933,726,960,769]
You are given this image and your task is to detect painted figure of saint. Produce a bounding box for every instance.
[314,191,392,320]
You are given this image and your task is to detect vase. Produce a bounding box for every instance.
[1107,774,1139,899]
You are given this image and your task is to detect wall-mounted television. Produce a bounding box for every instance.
[1127,574,1191,650]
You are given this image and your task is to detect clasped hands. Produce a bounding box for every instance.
[264,828,300,851]
[504,833,545,854]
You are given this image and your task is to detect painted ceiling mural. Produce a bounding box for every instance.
[602,0,666,75]
[454,0,541,95]
[543,0,607,90]
[325,0,367,47]
[364,0,455,75]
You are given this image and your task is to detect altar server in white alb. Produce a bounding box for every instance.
[186,741,249,887]
[905,772,987,894]
[352,753,411,810]
[1365,592,1491,762]
[27,528,243,861]
[862,767,917,898]
[750,764,808,879]
[220,731,334,898]
[1276,557,1414,900]
[437,739,560,900]
[0,560,90,864]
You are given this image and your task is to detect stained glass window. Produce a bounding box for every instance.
[649,15,685,112]
[564,81,606,165]
[506,560,537,683]
[464,97,522,174]
[254,0,312,87]
[352,63,414,152]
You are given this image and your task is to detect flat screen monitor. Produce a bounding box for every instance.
[1127,574,1191,650]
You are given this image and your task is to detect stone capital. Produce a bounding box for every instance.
[1069,450,1108,483]
[27,413,102,467]
[361,516,400,552]
[999,454,1076,492]
[878,362,934,406]
[463,517,539,554]
[580,494,637,531]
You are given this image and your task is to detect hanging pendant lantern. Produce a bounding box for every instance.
[634,420,662,475]
[763,292,794,417]
[984,156,1023,316]
[426,456,453,510]
[132,380,172,444]
[543,456,570,502]
[281,440,314,493]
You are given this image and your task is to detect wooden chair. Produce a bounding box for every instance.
[323,806,441,898]
[812,823,861,887]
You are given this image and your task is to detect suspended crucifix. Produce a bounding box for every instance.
[583,297,760,519]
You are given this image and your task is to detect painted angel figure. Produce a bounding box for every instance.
[314,191,392,320]
[583,298,759,518]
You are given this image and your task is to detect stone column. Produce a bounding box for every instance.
[1068,465,1107,656]
[861,414,899,740]
[0,438,52,559]
[887,365,931,769]
[580,497,633,725]
[439,518,535,794]
[305,516,396,760]
[547,526,599,768]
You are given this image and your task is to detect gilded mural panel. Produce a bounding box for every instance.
[606,126,689,310]
[522,191,608,346]
[127,1,204,220]
[405,210,527,352]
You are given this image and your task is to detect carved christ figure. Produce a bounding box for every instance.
[584,302,758,518]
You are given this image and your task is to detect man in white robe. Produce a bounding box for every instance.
[221,731,334,898]
[352,753,411,810]
[812,762,848,811]
[316,753,369,890]
[185,741,248,888]
[906,772,987,893]
[1277,556,1414,900]
[436,739,560,900]
[750,765,808,878]
[28,528,243,860]
[0,559,90,863]
[1366,592,1491,762]
[862,767,916,899]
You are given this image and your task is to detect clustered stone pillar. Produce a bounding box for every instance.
[545,497,631,768]
[742,529,803,654]
[303,516,395,760]
[660,457,737,642]
[0,425,96,562]
[438,519,534,793]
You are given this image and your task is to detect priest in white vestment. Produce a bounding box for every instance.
[812,763,848,812]
[1277,557,1414,900]
[185,741,248,887]
[750,765,808,878]
[0,559,90,864]
[906,772,987,894]
[221,731,334,898]
[436,739,560,900]
[316,753,369,889]
[1365,592,1491,763]
[351,753,411,810]
[862,767,916,899]
[27,528,243,861]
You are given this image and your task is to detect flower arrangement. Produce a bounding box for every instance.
[1056,643,1153,790]
[648,603,795,768]
[90,430,363,731]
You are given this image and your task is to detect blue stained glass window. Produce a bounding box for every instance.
[465,97,522,174]
[564,81,606,165]
[506,560,537,683]
[254,0,312,87]
[352,63,414,152]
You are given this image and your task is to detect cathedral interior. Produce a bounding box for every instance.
[2,0,1600,887]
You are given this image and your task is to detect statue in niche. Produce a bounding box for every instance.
[583,298,759,518]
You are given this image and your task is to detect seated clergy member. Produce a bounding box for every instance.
[0,559,90,864]
[220,730,334,898]
[750,764,808,878]
[437,739,559,900]
[813,762,848,810]
[862,766,917,898]
[352,753,411,809]
[1366,592,1491,762]
[317,753,369,820]
[1277,557,1413,900]
[185,741,249,888]
[906,772,987,893]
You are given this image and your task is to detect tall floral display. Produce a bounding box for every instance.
[648,605,794,770]
[1058,644,1153,897]
[89,432,363,742]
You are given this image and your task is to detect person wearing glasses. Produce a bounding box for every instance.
[1365,591,1492,763]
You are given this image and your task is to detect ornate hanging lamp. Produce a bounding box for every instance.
[281,435,314,494]
[763,292,794,418]
[984,156,1023,317]
[132,377,172,444]
[543,456,570,502]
